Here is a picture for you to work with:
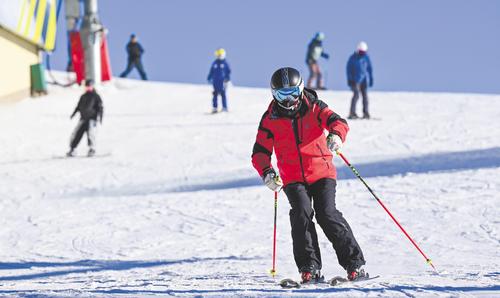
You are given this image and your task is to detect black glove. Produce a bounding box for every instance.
[369,78,374,87]
[348,80,355,87]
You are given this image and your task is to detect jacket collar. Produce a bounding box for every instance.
[269,94,310,119]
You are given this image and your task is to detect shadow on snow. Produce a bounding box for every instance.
[63,147,500,198]
[0,256,258,281]
[171,146,500,193]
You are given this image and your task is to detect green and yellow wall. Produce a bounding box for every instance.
[0,0,58,101]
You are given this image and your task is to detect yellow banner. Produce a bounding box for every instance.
[1,0,58,51]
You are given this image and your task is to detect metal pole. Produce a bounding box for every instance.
[81,0,102,84]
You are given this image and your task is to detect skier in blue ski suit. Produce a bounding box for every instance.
[346,41,373,119]
[207,48,231,112]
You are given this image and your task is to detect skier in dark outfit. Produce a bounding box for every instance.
[251,67,366,283]
[119,34,148,80]
[67,80,103,157]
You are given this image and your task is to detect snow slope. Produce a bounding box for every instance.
[0,77,499,297]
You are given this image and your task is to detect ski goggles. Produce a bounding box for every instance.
[272,86,302,102]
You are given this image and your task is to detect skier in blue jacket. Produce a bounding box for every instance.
[346,41,373,119]
[119,34,148,80]
[207,48,231,113]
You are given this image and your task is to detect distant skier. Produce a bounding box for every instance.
[305,32,329,90]
[119,34,148,80]
[207,48,231,113]
[67,80,103,157]
[251,67,366,283]
[346,41,373,119]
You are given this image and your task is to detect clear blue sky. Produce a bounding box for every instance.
[49,0,500,94]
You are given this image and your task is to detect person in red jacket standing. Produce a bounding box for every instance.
[252,67,366,283]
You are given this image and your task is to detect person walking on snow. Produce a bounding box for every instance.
[207,48,231,113]
[346,41,373,119]
[67,80,103,157]
[119,34,148,80]
[251,67,366,283]
[305,32,330,90]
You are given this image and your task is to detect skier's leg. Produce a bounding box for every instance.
[316,64,324,89]
[307,63,316,88]
[349,84,360,117]
[119,61,133,78]
[87,119,96,149]
[221,89,228,111]
[135,60,148,80]
[361,82,369,117]
[284,182,322,272]
[212,89,219,111]
[85,120,97,156]
[310,178,365,271]
[69,119,87,151]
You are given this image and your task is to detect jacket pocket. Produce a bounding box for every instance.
[316,144,330,169]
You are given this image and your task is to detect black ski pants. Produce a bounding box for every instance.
[120,59,148,80]
[283,178,365,272]
[70,119,96,150]
[349,81,369,117]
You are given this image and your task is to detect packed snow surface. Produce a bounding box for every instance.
[0,78,499,297]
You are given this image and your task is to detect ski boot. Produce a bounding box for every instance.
[347,267,368,281]
[87,148,96,157]
[348,113,359,120]
[362,113,370,119]
[300,264,322,284]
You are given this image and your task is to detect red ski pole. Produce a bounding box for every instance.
[270,191,278,277]
[336,151,437,272]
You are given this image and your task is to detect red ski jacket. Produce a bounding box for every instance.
[252,88,349,186]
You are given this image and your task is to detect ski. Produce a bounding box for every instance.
[279,276,325,288]
[279,278,301,288]
[279,275,379,288]
[328,274,380,286]
[53,153,112,159]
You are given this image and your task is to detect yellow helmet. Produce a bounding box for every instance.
[214,48,226,59]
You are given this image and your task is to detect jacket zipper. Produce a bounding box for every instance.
[291,117,307,183]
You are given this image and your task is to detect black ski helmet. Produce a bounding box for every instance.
[270,67,304,112]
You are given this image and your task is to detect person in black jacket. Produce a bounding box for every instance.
[119,34,148,80]
[67,80,103,157]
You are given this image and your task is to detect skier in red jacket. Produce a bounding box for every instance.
[252,67,366,283]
